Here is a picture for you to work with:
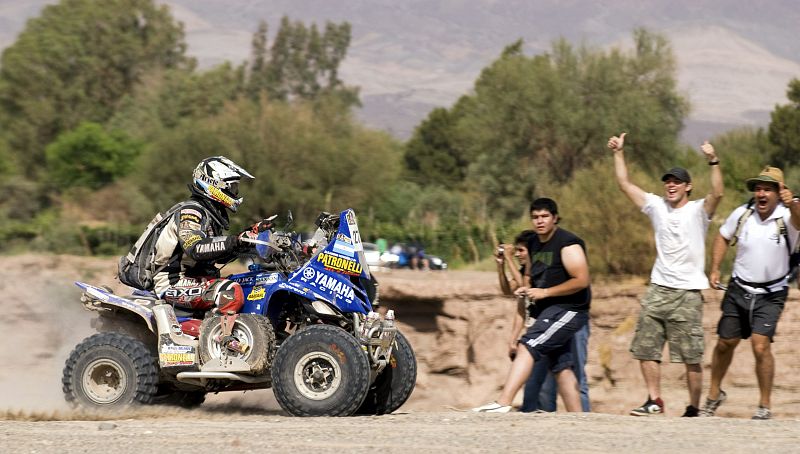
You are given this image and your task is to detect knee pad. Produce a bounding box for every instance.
[207,280,244,314]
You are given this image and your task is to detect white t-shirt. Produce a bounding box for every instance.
[642,193,711,290]
[719,203,799,293]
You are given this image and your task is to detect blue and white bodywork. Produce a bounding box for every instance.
[234,209,375,323]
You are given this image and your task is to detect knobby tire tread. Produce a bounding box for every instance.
[62,332,159,408]
[271,325,370,417]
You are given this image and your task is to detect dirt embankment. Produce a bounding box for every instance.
[1,255,799,452]
[375,270,800,418]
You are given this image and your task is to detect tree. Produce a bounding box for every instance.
[249,16,359,107]
[404,107,466,187]
[405,29,689,219]
[131,93,400,227]
[0,0,189,178]
[246,20,270,101]
[45,122,142,190]
[768,78,800,168]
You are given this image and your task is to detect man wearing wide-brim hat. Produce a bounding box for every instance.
[703,165,800,420]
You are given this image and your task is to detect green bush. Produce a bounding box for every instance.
[45,122,142,190]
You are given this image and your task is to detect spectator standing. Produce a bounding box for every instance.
[474,198,591,413]
[496,230,592,412]
[496,231,556,411]
[607,133,724,417]
[701,166,799,420]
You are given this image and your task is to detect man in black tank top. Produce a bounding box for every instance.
[473,198,591,413]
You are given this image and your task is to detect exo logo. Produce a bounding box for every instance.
[164,287,203,298]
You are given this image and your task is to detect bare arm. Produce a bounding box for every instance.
[517,244,590,300]
[709,233,730,288]
[608,133,647,208]
[779,183,800,230]
[496,252,513,296]
[496,245,522,296]
[701,141,724,217]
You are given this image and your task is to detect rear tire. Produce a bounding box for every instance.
[62,333,159,410]
[271,325,370,416]
[356,330,417,415]
[198,314,275,375]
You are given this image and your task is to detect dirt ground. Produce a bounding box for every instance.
[1,254,799,452]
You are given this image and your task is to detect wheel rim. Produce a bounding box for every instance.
[206,321,254,361]
[82,359,127,405]
[293,352,342,400]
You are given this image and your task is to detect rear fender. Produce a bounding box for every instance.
[75,282,156,333]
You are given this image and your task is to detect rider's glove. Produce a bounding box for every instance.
[254,218,274,233]
[235,230,258,251]
[301,242,316,256]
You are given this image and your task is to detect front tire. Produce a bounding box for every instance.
[62,333,159,410]
[271,325,371,416]
[356,330,417,415]
[198,314,275,375]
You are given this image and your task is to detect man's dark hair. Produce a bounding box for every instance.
[514,230,536,245]
[530,198,559,216]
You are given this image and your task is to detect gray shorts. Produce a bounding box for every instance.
[629,284,705,364]
[717,280,786,341]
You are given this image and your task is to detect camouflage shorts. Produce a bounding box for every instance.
[629,284,705,364]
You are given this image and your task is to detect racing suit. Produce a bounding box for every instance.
[151,193,245,335]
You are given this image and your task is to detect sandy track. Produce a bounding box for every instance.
[2,255,800,452]
[3,411,800,453]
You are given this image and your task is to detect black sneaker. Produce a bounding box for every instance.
[698,390,727,417]
[682,405,699,417]
[630,397,664,416]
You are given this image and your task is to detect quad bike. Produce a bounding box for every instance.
[62,209,416,416]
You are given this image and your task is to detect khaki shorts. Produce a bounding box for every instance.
[630,284,704,364]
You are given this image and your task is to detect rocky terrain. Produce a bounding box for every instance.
[1,254,799,452]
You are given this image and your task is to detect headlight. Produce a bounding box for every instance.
[311,300,337,315]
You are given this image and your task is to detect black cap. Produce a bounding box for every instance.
[661,167,691,183]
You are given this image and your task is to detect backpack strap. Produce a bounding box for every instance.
[125,212,164,265]
[730,200,755,247]
[776,217,791,255]
[150,200,207,274]
[778,217,800,254]
[769,215,799,284]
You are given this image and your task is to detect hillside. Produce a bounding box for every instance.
[1,0,798,141]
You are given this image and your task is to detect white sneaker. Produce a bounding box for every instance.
[471,402,512,413]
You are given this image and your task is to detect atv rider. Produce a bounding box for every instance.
[151,156,262,337]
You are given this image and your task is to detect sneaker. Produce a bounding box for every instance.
[472,402,512,413]
[681,405,699,417]
[752,406,772,420]
[630,397,664,416]
[698,390,727,417]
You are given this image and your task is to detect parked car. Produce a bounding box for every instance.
[362,242,381,268]
[426,254,448,270]
[387,243,447,270]
[362,242,400,270]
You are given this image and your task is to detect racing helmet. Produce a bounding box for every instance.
[192,156,254,212]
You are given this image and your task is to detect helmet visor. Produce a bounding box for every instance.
[227,181,240,197]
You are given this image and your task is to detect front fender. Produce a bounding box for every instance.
[241,280,318,316]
